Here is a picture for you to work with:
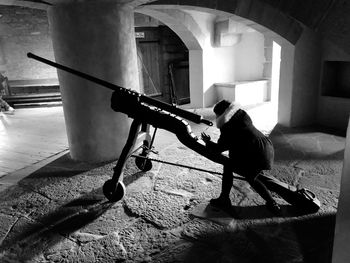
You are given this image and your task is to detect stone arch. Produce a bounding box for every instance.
[138,4,295,125]
[144,0,303,45]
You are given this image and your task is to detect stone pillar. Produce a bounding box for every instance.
[332,119,350,263]
[48,1,139,163]
[278,41,294,127]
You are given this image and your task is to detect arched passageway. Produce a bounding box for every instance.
[137,4,296,128]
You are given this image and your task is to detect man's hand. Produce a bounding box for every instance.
[201,132,211,143]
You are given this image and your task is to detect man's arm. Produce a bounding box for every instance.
[201,132,229,153]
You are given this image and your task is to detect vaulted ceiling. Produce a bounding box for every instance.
[249,0,350,54]
[1,0,350,53]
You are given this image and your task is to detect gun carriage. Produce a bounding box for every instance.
[27,53,321,213]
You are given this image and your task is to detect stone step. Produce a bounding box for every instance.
[4,92,62,108]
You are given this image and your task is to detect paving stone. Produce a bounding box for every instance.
[149,241,194,263]
[302,187,339,212]
[182,223,272,263]
[43,238,79,262]
[122,157,151,178]
[0,216,41,250]
[18,170,111,203]
[154,140,225,203]
[49,202,118,237]
[181,217,227,240]
[190,202,238,227]
[265,165,300,187]
[29,199,83,224]
[44,152,102,172]
[314,134,345,153]
[0,216,67,262]
[295,159,343,177]
[231,179,260,199]
[75,202,136,236]
[247,223,305,263]
[273,146,305,166]
[160,143,221,171]
[0,213,17,245]
[125,172,155,194]
[0,184,52,217]
[78,232,127,263]
[298,170,341,191]
[154,166,222,201]
[118,219,181,262]
[124,191,191,229]
[0,184,10,193]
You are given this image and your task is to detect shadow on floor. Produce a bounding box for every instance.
[0,184,335,263]
[0,122,342,262]
[0,187,114,262]
[269,124,345,162]
[166,213,335,263]
[0,152,160,261]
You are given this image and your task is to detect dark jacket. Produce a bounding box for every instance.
[207,106,274,176]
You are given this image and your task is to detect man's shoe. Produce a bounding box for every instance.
[4,106,15,115]
[293,188,321,212]
[210,197,232,210]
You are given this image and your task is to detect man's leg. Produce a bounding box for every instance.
[259,171,320,211]
[246,172,281,214]
[221,165,234,198]
[0,97,6,110]
[210,165,233,208]
[0,97,14,113]
[259,172,297,193]
[258,172,298,203]
[247,175,276,204]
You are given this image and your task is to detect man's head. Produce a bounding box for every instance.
[213,99,231,116]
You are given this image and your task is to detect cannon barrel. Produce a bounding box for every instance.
[27,52,212,126]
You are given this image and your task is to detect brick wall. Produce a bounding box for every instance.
[0,6,57,81]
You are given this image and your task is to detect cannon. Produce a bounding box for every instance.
[27,52,237,202]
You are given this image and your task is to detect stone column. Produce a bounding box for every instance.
[48,1,139,163]
[332,119,350,263]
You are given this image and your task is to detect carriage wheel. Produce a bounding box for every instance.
[135,155,153,171]
[103,180,126,202]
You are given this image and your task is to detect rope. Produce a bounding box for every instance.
[130,154,247,181]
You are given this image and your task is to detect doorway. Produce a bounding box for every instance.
[135,26,190,105]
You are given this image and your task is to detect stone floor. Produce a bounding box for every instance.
[0,106,345,263]
[0,107,68,177]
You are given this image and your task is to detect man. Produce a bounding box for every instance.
[0,72,14,115]
[201,99,320,214]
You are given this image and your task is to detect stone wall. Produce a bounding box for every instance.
[317,40,350,131]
